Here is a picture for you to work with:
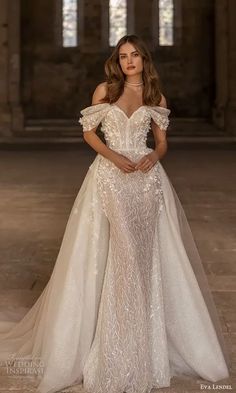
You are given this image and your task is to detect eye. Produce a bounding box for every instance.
[133,53,139,57]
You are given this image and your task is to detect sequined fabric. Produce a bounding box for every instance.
[79,104,171,392]
[0,103,230,393]
[78,103,230,393]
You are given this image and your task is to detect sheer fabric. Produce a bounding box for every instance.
[0,103,231,393]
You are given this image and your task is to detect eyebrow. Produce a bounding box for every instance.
[119,50,139,55]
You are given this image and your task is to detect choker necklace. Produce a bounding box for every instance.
[125,81,144,86]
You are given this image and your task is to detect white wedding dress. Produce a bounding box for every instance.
[0,102,231,393]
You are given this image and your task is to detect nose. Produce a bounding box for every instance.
[127,56,133,64]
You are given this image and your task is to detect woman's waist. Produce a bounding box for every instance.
[97,147,154,166]
[107,146,153,155]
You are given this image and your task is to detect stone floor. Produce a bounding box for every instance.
[0,144,235,392]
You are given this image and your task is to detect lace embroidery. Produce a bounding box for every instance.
[148,107,170,131]
[78,104,171,134]
[78,103,111,132]
[79,103,171,392]
[83,151,170,393]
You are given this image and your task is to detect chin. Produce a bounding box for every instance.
[126,70,139,75]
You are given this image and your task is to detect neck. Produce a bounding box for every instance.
[125,75,143,85]
[125,81,143,86]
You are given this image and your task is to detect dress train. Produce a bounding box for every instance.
[0,103,231,393]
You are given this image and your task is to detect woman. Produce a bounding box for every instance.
[0,35,231,393]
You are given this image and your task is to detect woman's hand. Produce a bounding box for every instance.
[111,152,137,173]
[134,150,159,173]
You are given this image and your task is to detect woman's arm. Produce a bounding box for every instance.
[82,83,136,173]
[135,94,168,172]
[82,82,117,163]
[151,94,168,160]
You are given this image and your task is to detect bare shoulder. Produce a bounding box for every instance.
[158,93,167,108]
[92,82,108,105]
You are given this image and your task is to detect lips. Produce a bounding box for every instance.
[127,66,135,70]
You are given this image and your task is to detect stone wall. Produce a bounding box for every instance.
[21,0,214,119]
[0,0,235,136]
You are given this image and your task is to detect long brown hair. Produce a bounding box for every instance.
[101,35,162,106]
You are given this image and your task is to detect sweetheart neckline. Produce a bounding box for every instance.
[80,102,171,118]
[111,104,146,120]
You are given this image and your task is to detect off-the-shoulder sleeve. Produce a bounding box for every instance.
[148,106,171,131]
[78,103,111,132]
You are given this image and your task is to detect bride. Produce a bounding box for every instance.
[0,34,231,393]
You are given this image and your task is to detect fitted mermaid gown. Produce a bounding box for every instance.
[0,102,231,393]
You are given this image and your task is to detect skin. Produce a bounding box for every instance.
[83,42,168,174]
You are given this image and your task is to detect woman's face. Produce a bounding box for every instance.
[118,42,143,77]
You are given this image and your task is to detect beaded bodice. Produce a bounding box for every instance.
[79,103,171,152]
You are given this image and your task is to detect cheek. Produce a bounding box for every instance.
[136,58,143,69]
[119,61,126,71]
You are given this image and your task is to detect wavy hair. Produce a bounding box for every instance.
[101,35,162,106]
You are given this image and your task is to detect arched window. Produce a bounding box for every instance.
[109,0,127,47]
[152,0,182,47]
[62,0,78,47]
[58,0,134,50]
[159,0,174,46]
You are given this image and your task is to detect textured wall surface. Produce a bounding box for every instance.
[20,0,214,119]
[0,0,236,136]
